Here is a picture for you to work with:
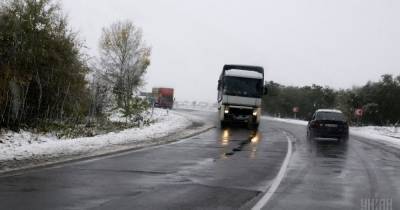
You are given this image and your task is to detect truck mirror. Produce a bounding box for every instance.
[263,86,268,95]
[218,80,221,90]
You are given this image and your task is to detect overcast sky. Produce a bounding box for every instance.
[61,0,400,102]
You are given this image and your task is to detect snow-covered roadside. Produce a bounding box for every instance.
[350,126,400,148]
[174,104,216,112]
[264,116,400,149]
[0,109,212,173]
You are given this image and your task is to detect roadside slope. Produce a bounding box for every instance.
[0,109,214,174]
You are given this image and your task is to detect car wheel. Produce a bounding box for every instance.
[249,123,259,130]
[307,130,314,140]
[339,134,349,143]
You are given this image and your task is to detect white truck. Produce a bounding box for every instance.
[217,65,267,129]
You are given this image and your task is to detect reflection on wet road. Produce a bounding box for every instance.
[263,120,400,210]
[0,110,399,210]
[0,110,289,210]
[219,127,261,159]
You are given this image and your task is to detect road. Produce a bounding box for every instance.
[0,110,399,210]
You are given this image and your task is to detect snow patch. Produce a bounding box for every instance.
[351,126,400,148]
[0,109,191,164]
[174,102,217,112]
[225,69,263,79]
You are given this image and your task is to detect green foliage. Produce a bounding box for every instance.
[36,117,147,139]
[263,83,337,119]
[0,0,90,129]
[263,74,400,125]
[120,97,150,123]
[0,0,153,135]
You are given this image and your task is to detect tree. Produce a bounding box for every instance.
[0,0,90,129]
[99,20,151,121]
[262,73,400,125]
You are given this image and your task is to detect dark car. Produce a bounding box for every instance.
[307,109,349,141]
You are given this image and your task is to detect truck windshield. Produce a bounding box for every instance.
[223,76,263,98]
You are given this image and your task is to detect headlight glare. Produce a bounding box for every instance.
[253,110,258,116]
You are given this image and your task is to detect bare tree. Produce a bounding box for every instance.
[99,20,151,121]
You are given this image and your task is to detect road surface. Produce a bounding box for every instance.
[0,110,399,209]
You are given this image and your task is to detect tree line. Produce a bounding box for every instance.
[0,0,150,131]
[263,74,400,126]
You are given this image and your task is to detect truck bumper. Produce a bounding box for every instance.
[220,105,261,124]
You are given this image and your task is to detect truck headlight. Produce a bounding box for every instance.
[253,110,258,116]
[224,109,229,114]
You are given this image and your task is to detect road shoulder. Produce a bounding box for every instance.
[0,110,215,176]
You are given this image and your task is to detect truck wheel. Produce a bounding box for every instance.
[220,120,227,128]
[248,123,259,130]
[253,123,259,130]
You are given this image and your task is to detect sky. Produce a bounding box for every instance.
[61,0,400,102]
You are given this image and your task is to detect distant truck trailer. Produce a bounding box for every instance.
[152,87,174,109]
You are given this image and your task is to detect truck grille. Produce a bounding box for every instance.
[230,108,253,115]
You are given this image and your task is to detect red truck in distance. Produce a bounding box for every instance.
[152,88,174,109]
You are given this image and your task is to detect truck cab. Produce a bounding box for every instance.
[218,65,267,129]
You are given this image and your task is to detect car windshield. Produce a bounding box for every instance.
[223,76,262,98]
[316,112,346,121]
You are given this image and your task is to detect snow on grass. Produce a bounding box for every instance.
[264,116,400,148]
[174,102,217,112]
[350,126,400,148]
[0,108,191,163]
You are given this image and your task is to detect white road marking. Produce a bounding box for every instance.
[252,132,293,210]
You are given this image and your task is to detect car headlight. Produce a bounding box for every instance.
[253,110,258,116]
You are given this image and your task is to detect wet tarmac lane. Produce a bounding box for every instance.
[263,121,400,210]
[0,110,399,209]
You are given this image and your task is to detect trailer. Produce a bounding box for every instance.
[152,88,174,109]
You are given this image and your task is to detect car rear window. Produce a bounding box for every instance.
[316,112,345,121]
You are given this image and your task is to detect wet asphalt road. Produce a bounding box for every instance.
[263,121,400,210]
[0,110,399,210]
